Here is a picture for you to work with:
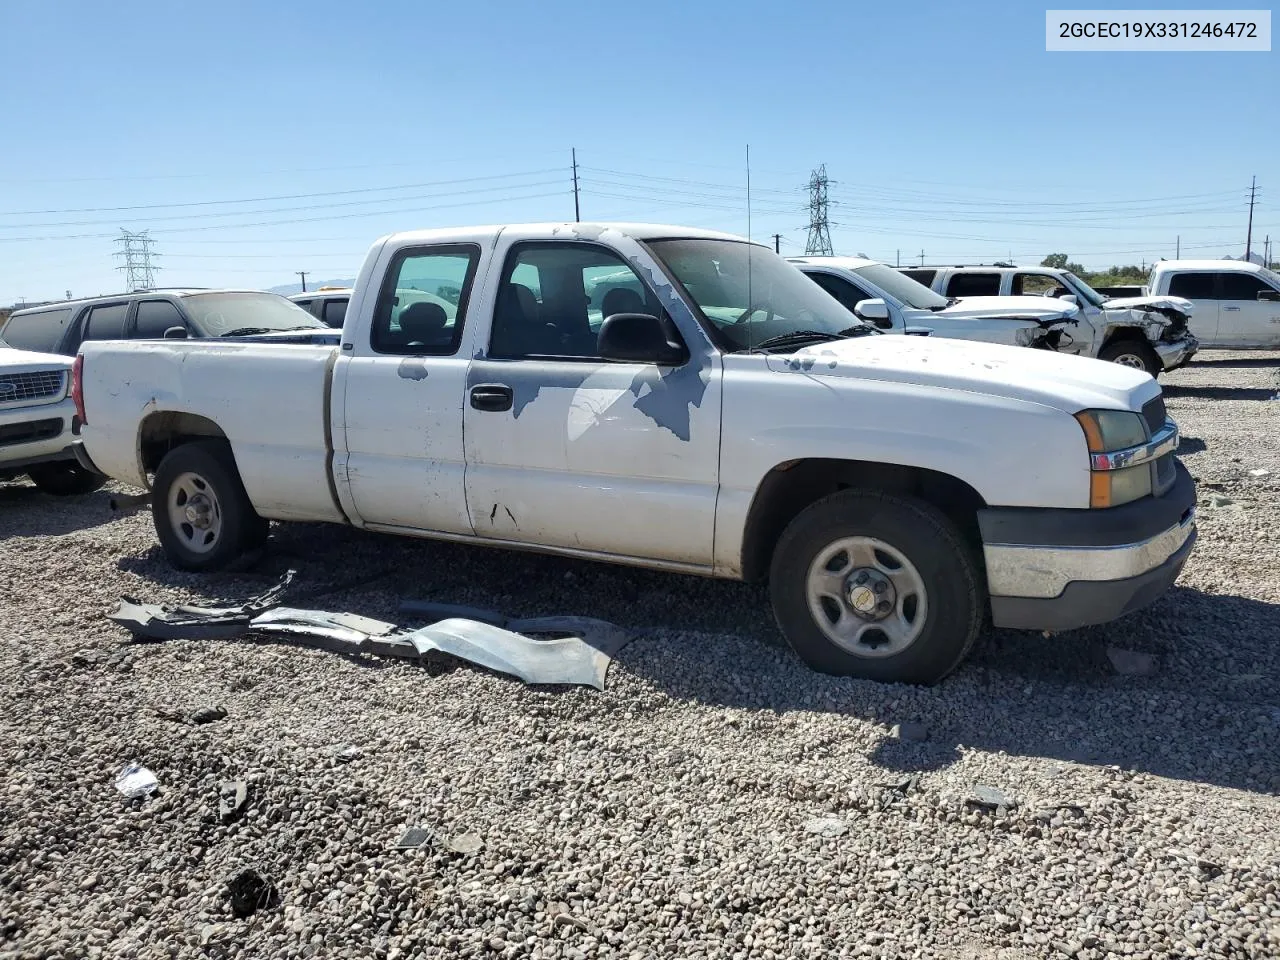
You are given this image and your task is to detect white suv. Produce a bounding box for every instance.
[0,339,105,495]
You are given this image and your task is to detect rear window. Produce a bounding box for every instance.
[900,269,936,286]
[1,307,72,353]
[945,273,1001,297]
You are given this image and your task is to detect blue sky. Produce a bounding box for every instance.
[0,0,1274,302]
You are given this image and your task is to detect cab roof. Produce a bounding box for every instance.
[379,222,753,248]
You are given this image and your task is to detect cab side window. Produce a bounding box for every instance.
[1167,273,1216,299]
[83,303,129,341]
[1220,273,1273,301]
[489,242,666,360]
[945,273,1001,297]
[370,246,480,356]
[807,272,869,313]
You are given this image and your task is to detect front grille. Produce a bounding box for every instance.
[0,417,62,449]
[0,370,66,404]
[1141,395,1167,435]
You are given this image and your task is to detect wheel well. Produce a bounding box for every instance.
[1102,328,1148,348]
[138,412,229,475]
[739,459,987,582]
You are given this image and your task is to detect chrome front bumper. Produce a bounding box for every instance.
[980,460,1197,632]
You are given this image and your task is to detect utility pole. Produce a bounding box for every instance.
[1245,175,1256,261]
[296,271,309,292]
[114,229,159,291]
[772,233,782,254]
[896,250,900,267]
[919,249,925,266]
[571,148,581,223]
[1176,235,1180,259]
[803,165,835,256]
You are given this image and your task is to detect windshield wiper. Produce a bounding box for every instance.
[220,327,272,337]
[743,326,873,353]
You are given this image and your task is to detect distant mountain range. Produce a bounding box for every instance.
[269,279,356,296]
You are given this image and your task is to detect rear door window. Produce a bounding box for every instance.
[1167,273,1216,299]
[0,307,72,353]
[1011,272,1067,297]
[321,298,348,326]
[945,273,1001,297]
[83,303,130,341]
[371,246,481,355]
[134,300,187,338]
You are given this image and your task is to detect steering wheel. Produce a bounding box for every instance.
[734,302,774,325]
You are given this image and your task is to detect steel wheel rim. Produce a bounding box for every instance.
[168,471,223,554]
[1112,353,1146,369]
[805,536,929,658]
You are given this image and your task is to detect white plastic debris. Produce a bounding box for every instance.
[115,762,159,799]
[1248,468,1271,478]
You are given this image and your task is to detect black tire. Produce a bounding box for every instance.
[768,490,982,685]
[1098,338,1161,377]
[151,440,267,571]
[27,463,107,497]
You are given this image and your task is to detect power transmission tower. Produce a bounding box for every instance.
[297,271,309,292]
[803,165,835,256]
[113,229,158,291]
[1245,176,1257,261]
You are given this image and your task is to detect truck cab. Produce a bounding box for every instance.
[1147,260,1280,348]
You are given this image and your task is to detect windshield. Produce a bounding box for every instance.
[851,263,949,310]
[179,293,326,336]
[1059,272,1107,308]
[644,238,869,351]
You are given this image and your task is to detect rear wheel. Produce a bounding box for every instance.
[27,463,107,496]
[768,490,982,684]
[151,441,268,571]
[1098,338,1161,377]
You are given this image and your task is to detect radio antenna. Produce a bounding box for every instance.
[746,143,753,351]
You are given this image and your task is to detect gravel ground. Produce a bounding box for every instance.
[2,350,1278,960]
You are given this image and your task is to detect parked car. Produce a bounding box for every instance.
[899,265,1198,376]
[73,222,1196,685]
[289,287,352,328]
[0,337,104,495]
[0,289,337,357]
[790,257,1081,351]
[1146,260,1280,349]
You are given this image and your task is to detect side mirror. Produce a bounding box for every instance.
[903,326,933,337]
[597,313,687,365]
[1258,289,1280,302]
[163,326,189,339]
[853,298,893,329]
[1058,294,1079,306]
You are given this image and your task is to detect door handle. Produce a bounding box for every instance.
[1223,306,1241,312]
[470,383,514,412]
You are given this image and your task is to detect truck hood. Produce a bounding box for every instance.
[929,295,1079,325]
[1101,295,1194,321]
[0,345,73,372]
[771,333,1158,414]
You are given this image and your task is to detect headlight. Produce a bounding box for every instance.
[1075,410,1153,508]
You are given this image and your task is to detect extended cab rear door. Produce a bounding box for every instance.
[331,238,491,534]
[461,230,723,566]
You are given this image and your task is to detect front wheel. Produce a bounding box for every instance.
[27,463,107,496]
[1098,339,1161,377]
[768,490,982,684]
[151,440,268,571]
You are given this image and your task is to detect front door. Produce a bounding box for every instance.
[333,242,485,534]
[1217,271,1280,347]
[462,238,722,566]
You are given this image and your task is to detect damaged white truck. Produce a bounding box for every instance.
[73,223,1197,684]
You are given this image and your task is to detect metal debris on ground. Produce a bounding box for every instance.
[394,827,434,850]
[1106,646,1158,677]
[969,785,1017,811]
[225,868,279,918]
[803,817,848,838]
[190,706,228,725]
[114,763,159,799]
[219,781,249,824]
[105,574,633,690]
[447,832,483,854]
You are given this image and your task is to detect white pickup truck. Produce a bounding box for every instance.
[73,223,1197,684]
[1146,259,1280,349]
